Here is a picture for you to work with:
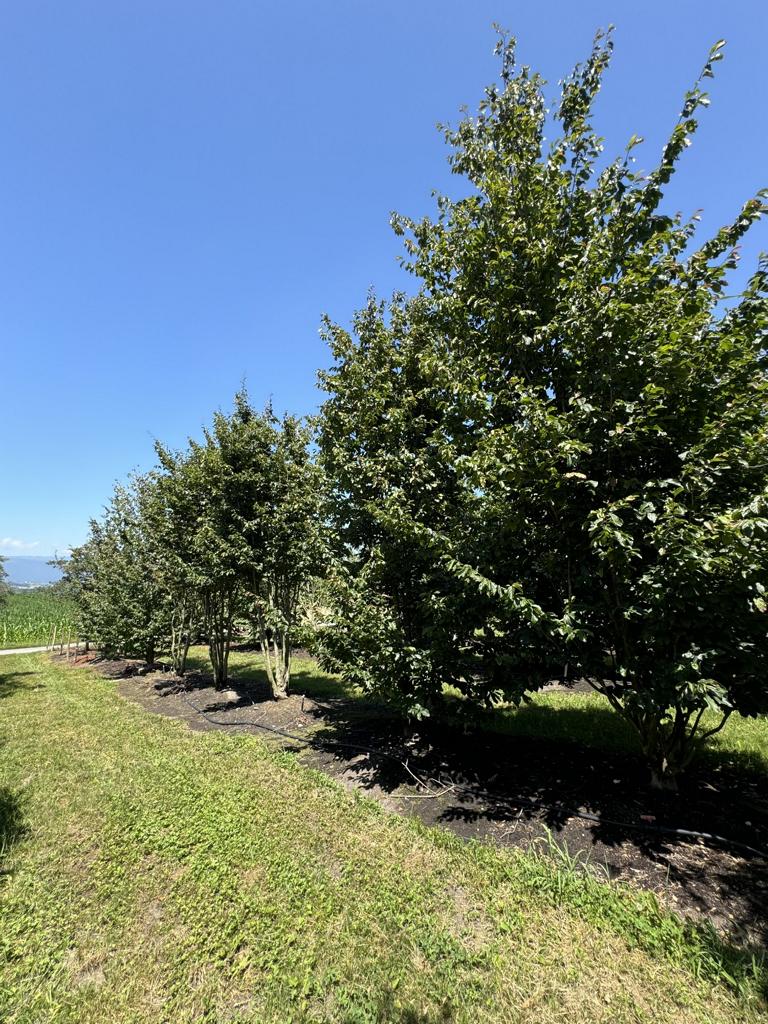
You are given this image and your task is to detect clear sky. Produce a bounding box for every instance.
[1,0,766,556]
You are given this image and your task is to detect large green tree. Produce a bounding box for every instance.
[154,393,325,695]
[318,30,768,786]
[65,475,172,663]
[154,416,254,691]
[249,412,326,698]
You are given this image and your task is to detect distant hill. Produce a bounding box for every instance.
[2,555,63,588]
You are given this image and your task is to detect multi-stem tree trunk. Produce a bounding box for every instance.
[254,577,300,700]
[260,627,291,699]
[203,584,236,691]
[593,679,733,790]
[170,594,195,676]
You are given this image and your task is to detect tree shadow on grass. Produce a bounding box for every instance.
[156,668,369,722]
[344,991,454,1024]
[0,670,42,700]
[375,1002,454,1024]
[0,787,28,871]
[306,698,768,958]
[173,649,359,704]
[136,655,768,982]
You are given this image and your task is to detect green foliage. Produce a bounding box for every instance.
[154,392,326,692]
[62,392,325,688]
[317,30,768,782]
[250,413,327,697]
[63,475,172,663]
[0,652,764,1022]
[0,589,77,648]
[154,405,255,686]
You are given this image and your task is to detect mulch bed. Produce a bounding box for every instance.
[64,651,768,950]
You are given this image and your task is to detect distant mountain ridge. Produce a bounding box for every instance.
[1,555,63,587]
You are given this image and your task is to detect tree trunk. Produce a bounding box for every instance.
[204,586,234,691]
[171,599,194,676]
[260,628,291,699]
[210,637,227,690]
[274,631,291,699]
[635,717,683,791]
[177,635,191,676]
[592,681,685,791]
[649,766,679,792]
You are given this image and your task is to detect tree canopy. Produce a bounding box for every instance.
[59,30,767,785]
[317,30,768,785]
[65,393,325,694]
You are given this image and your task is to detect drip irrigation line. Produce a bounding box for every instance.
[176,689,768,861]
[177,690,405,763]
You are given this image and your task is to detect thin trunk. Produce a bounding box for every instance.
[177,635,191,676]
[171,597,194,676]
[591,678,720,790]
[204,586,234,691]
[260,628,291,699]
[260,629,277,691]
[271,630,291,699]
[649,766,679,792]
[254,576,298,700]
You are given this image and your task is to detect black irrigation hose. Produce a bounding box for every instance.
[177,690,411,763]
[177,690,768,861]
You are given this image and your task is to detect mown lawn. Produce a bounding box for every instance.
[444,689,768,778]
[1,653,766,1024]
[197,645,768,777]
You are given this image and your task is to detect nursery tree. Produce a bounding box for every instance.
[137,471,201,676]
[319,30,768,785]
[54,541,98,645]
[66,475,171,662]
[193,394,274,692]
[250,412,326,699]
[153,393,326,694]
[154,428,249,691]
[318,296,473,713]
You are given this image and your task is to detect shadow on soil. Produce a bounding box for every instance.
[306,697,768,943]
[106,649,768,981]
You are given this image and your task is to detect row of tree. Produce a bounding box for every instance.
[63,399,324,698]
[64,31,768,787]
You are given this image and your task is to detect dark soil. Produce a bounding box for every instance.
[71,652,768,950]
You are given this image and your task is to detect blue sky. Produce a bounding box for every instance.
[1,0,766,556]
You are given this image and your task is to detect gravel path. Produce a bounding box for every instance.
[0,644,53,656]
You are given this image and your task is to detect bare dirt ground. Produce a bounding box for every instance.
[66,651,768,950]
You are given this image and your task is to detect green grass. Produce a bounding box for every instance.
[0,653,766,1023]
[185,646,360,700]
[439,688,768,778]
[0,589,77,648]
[205,648,768,778]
